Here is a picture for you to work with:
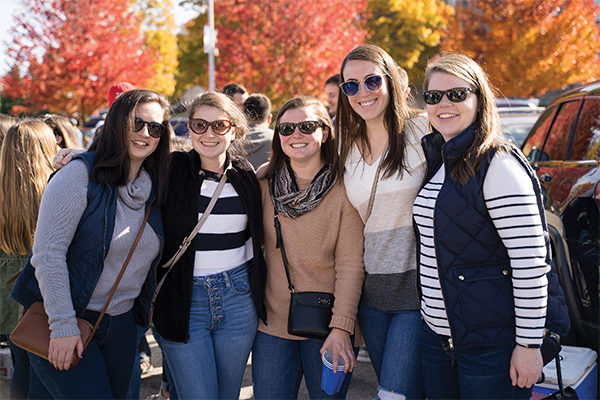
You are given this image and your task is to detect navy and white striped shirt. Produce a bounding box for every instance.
[414,152,549,346]
[193,170,253,276]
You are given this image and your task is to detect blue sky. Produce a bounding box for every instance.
[0,0,199,75]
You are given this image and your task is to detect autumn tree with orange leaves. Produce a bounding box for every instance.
[210,0,367,107]
[2,0,156,117]
[442,0,600,97]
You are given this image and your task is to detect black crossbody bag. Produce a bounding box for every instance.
[272,207,334,339]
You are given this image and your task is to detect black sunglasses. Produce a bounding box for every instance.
[340,75,384,97]
[133,117,166,138]
[188,118,235,135]
[276,121,323,136]
[421,87,477,105]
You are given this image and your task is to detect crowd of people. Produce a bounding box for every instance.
[0,44,571,400]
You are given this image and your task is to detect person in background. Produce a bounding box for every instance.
[414,53,570,399]
[0,120,57,399]
[240,93,274,169]
[336,44,428,400]
[252,96,364,399]
[324,74,341,120]
[222,82,249,110]
[0,114,17,145]
[152,91,266,400]
[11,89,171,398]
[88,82,137,148]
[43,114,84,149]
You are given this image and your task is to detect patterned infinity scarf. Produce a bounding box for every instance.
[270,161,336,218]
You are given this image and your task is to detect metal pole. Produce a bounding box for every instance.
[208,0,215,91]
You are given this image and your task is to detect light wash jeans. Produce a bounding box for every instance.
[161,263,257,400]
[359,306,424,399]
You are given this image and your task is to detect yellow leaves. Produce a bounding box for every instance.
[365,0,452,84]
[140,0,177,96]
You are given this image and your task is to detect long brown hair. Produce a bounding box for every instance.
[89,89,172,205]
[423,53,506,184]
[263,97,335,179]
[0,120,57,254]
[336,44,421,180]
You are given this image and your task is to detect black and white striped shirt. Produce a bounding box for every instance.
[193,170,253,276]
[413,152,549,346]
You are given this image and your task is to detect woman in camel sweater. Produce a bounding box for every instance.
[253,96,364,399]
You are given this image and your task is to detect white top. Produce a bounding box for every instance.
[193,170,253,276]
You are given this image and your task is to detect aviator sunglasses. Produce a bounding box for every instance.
[339,75,384,97]
[189,118,235,135]
[133,117,166,138]
[421,87,477,105]
[276,121,323,136]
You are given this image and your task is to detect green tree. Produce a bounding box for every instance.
[175,12,208,98]
[364,0,453,85]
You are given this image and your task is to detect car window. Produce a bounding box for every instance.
[568,98,600,160]
[542,100,581,161]
[522,106,557,162]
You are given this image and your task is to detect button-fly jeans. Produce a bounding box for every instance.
[161,263,258,400]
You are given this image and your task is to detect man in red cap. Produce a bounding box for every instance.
[107,82,136,106]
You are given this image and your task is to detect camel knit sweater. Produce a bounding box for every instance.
[258,176,365,340]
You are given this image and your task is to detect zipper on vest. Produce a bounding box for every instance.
[448,337,455,367]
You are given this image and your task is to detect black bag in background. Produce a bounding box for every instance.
[288,292,334,339]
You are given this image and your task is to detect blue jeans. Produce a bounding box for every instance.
[9,340,32,399]
[252,331,357,400]
[161,263,257,400]
[127,326,177,400]
[359,306,424,399]
[28,308,136,399]
[420,322,531,399]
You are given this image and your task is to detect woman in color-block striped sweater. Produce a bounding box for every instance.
[336,44,428,400]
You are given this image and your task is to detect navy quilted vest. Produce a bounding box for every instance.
[12,152,164,326]
[417,125,569,349]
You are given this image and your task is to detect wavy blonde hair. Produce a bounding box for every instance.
[0,120,57,254]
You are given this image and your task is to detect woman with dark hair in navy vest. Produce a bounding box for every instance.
[12,89,171,398]
[413,54,570,399]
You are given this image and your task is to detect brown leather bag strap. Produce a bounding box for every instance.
[84,206,152,347]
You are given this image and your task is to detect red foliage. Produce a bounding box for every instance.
[213,0,368,107]
[1,0,156,117]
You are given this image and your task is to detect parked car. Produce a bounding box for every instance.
[521,80,600,353]
[499,106,544,146]
[496,97,540,109]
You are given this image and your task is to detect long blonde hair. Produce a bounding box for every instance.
[0,120,57,254]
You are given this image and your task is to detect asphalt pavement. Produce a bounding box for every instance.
[140,332,378,400]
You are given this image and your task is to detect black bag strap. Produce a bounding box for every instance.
[273,206,295,294]
[270,177,295,294]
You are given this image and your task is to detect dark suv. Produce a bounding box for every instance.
[521,81,600,353]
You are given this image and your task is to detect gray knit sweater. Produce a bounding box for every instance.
[31,160,160,338]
